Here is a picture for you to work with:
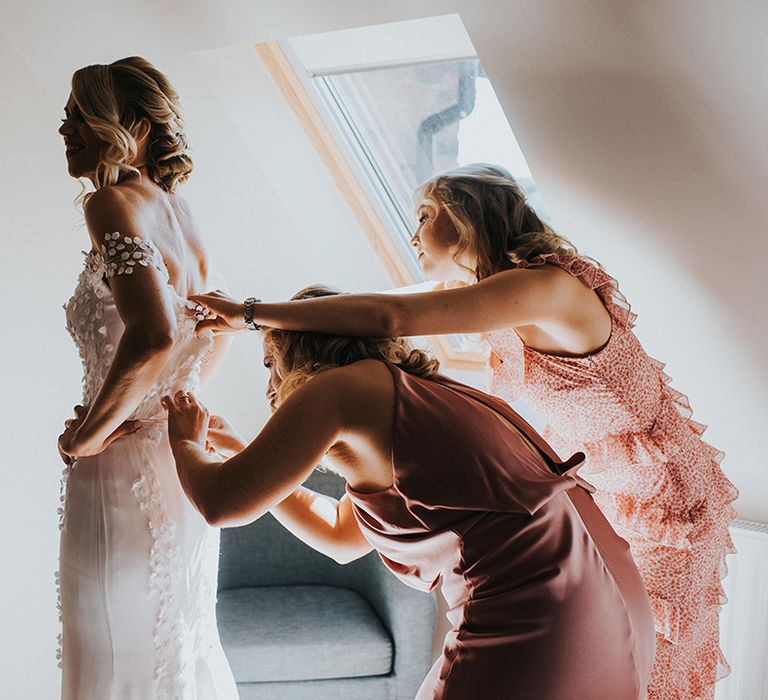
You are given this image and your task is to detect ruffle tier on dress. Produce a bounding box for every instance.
[484,252,738,700]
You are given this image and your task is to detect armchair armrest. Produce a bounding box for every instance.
[346,553,437,698]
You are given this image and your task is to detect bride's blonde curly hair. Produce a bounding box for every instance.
[265,285,440,409]
[71,56,192,200]
[417,163,598,280]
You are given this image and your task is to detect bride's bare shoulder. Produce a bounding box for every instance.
[84,177,161,211]
[82,184,146,246]
[84,179,178,227]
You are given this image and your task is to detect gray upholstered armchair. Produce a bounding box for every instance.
[216,469,438,700]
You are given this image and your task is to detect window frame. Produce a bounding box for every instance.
[254,40,487,371]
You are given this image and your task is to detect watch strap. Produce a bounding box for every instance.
[243,297,262,331]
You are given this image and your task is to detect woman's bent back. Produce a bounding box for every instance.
[347,363,655,700]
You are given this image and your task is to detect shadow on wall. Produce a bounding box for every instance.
[513,70,766,378]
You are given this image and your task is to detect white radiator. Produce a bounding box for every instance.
[716,519,768,700]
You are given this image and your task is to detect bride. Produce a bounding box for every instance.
[56,56,238,699]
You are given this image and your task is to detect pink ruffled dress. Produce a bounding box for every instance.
[484,254,738,700]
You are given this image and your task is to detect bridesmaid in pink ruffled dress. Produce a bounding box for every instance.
[194,164,738,699]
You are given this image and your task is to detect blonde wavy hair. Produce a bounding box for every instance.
[417,163,597,281]
[71,56,192,200]
[265,285,440,409]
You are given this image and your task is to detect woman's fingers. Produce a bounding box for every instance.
[188,293,220,311]
[188,292,246,335]
[102,421,142,449]
[64,405,88,430]
[172,389,192,409]
[185,301,212,323]
[163,391,209,447]
[57,429,75,464]
[162,393,185,409]
[172,389,197,405]
[189,293,241,316]
[189,290,228,304]
[195,318,230,335]
[161,394,181,416]
[208,414,223,429]
[165,391,203,412]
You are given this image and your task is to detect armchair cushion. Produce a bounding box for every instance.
[217,584,393,683]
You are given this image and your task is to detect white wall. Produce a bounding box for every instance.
[0,1,766,696]
[0,18,392,699]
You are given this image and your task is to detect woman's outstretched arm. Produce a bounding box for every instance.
[192,265,601,339]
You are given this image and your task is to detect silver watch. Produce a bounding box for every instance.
[243,297,262,331]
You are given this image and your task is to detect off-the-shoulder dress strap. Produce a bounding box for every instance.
[99,232,169,281]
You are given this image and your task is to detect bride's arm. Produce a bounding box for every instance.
[61,188,178,459]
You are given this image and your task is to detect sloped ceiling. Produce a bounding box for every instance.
[1,0,766,512]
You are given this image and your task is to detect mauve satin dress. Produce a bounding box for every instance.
[346,363,655,700]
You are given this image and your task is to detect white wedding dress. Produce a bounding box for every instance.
[59,233,239,699]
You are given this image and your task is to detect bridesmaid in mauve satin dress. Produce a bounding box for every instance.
[346,366,655,700]
[166,295,655,698]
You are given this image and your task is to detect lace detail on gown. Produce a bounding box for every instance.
[102,232,165,277]
[58,232,232,699]
[131,424,194,697]
[483,253,738,700]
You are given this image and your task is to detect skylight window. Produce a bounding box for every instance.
[262,14,550,367]
[316,59,551,261]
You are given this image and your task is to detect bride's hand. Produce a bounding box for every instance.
[58,405,141,464]
[206,415,247,458]
[188,290,247,335]
[57,406,85,465]
[162,391,209,450]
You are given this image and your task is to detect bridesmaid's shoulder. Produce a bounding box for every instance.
[296,360,393,406]
[487,263,591,303]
